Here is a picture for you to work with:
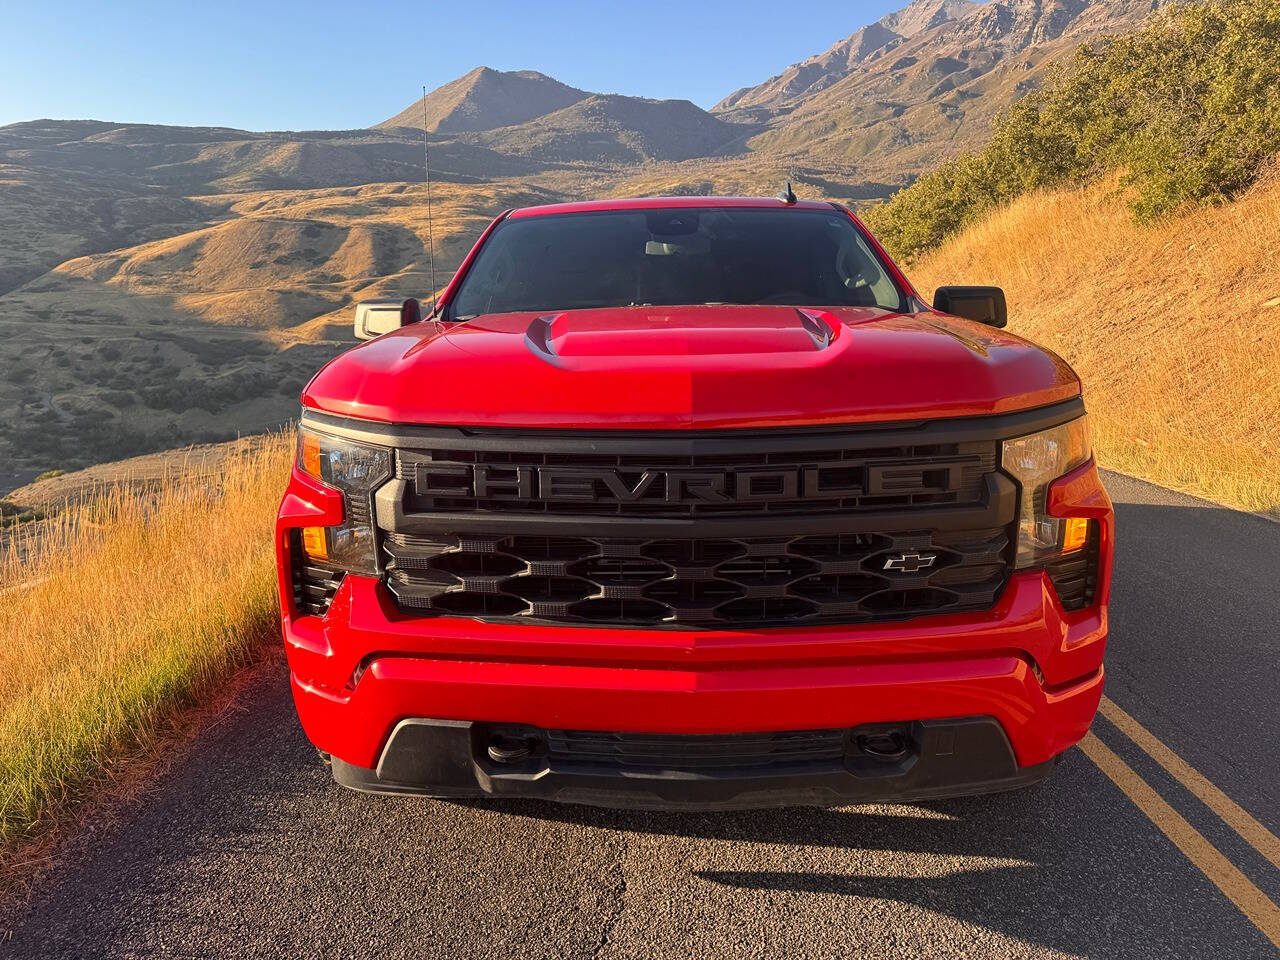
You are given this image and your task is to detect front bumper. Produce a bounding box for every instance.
[280,569,1105,806]
[276,457,1112,810]
[329,716,1057,811]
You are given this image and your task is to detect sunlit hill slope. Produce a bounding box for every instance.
[912,175,1280,517]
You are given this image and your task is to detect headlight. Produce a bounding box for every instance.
[296,426,391,575]
[1002,416,1091,569]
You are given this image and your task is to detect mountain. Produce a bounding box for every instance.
[715,0,977,112]
[377,68,750,164]
[721,0,1182,168]
[881,0,982,36]
[375,67,589,133]
[468,95,748,164]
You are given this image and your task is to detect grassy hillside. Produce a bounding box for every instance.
[911,175,1280,517]
[0,435,291,854]
[873,0,1280,516]
[869,0,1280,260]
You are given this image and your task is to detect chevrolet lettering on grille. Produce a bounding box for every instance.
[413,462,970,505]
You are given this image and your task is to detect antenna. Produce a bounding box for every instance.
[421,85,439,315]
[778,179,797,205]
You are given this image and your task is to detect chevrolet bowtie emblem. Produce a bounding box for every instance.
[883,552,937,573]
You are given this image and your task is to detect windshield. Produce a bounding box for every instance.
[449,207,908,318]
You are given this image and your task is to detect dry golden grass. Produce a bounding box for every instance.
[0,434,292,851]
[911,175,1280,517]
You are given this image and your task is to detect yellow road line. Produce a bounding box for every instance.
[1100,696,1280,871]
[1079,733,1280,948]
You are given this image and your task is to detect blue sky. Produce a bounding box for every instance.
[1,0,909,129]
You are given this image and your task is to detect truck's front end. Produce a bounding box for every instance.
[275,197,1112,810]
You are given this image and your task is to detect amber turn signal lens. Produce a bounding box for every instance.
[1062,517,1090,552]
[300,526,329,561]
[299,431,323,479]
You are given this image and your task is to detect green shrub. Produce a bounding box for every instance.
[867,0,1280,261]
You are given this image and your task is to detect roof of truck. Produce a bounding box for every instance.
[506,196,839,218]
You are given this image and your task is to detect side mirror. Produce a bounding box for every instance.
[353,298,423,340]
[933,286,1008,328]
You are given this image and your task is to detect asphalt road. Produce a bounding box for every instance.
[4,471,1278,959]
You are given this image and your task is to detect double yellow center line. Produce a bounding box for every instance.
[1080,696,1280,947]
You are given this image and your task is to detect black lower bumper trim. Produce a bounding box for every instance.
[329,716,1055,811]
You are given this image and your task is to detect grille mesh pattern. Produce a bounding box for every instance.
[382,528,1010,628]
[546,728,848,771]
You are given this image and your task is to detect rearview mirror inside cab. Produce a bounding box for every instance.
[353,298,423,340]
[933,286,1008,328]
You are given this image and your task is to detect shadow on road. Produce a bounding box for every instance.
[448,792,1034,855]
[696,863,1051,932]
[446,759,1268,957]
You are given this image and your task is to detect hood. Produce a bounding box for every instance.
[302,305,1079,429]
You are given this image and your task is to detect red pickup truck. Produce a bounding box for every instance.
[275,194,1113,810]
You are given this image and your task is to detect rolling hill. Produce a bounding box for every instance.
[0,154,864,486]
[0,118,559,298]
[0,178,568,478]
[467,94,749,163]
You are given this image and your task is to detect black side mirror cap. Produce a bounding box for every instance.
[400,297,422,326]
[933,286,1008,328]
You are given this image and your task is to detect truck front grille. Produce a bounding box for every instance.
[381,527,1009,628]
[331,409,1072,629]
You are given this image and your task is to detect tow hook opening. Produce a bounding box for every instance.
[847,722,919,777]
[856,729,911,762]
[487,732,541,764]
